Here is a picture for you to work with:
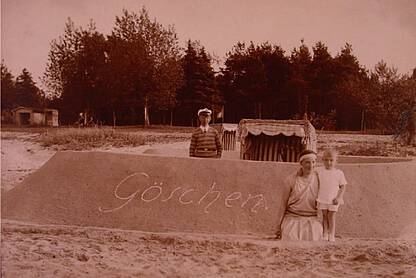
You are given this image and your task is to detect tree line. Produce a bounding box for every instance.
[1,7,415,132]
[1,66,44,110]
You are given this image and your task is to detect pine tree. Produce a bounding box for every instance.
[287,40,313,117]
[176,40,220,125]
[333,43,368,130]
[1,62,16,110]
[14,68,41,108]
[310,41,335,115]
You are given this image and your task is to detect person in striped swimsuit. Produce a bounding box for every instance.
[189,108,222,158]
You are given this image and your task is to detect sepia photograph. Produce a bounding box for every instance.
[1,0,415,277]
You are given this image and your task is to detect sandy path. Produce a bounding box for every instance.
[1,133,56,191]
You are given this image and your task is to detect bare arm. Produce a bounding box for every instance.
[333,184,346,205]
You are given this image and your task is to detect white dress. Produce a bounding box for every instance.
[280,172,323,241]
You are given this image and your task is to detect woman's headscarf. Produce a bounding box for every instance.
[298,149,317,163]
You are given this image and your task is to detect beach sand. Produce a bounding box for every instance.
[1,132,415,277]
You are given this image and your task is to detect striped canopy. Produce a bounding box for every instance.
[238,119,317,161]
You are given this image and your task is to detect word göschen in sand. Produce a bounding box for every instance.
[98,172,268,214]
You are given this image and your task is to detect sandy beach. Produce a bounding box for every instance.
[1,131,416,277]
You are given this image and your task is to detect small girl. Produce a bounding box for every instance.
[316,148,347,241]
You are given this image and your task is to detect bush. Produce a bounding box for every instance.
[310,111,337,131]
[293,111,337,130]
[393,107,416,146]
[39,127,145,150]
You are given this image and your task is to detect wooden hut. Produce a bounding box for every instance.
[12,107,59,127]
[211,123,238,151]
[238,119,317,162]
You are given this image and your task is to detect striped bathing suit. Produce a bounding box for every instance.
[189,127,222,158]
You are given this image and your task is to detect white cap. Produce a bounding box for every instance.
[197,108,212,116]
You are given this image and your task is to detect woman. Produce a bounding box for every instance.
[279,149,323,241]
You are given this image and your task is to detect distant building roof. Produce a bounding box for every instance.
[12,106,58,113]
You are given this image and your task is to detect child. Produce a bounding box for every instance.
[316,148,347,242]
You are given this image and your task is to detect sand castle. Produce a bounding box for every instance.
[2,151,415,239]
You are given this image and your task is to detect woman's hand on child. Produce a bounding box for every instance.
[275,230,282,239]
[332,198,339,205]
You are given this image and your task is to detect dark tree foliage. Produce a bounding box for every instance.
[43,8,182,125]
[1,63,42,112]
[43,20,108,124]
[221,42,291,122]
[1,62,16,110]
[109,8,183,126]
[39,7,414,131]
[175,40,220,126]
[310,41,335,115]
[330,43,367,130]
[366,61,416,133]
[286,40,313,117]
[14,69,42,108]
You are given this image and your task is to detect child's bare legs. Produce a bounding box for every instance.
[321,209,329,240]
[328,211,336,241]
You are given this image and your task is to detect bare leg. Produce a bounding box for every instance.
[328,211,336,241]
[322,209,329,240]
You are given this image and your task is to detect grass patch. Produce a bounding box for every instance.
[1,133,22,140]
[38,127,146,150]
[338,145,390,156]
[333,142,413,157]
[115,125,195,133]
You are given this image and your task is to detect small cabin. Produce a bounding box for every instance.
[238,119,317,162]
[12,107,59,127]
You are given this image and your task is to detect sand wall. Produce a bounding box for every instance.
[1,152,293,236]
[337,159,416,238]
[2,151,415,238]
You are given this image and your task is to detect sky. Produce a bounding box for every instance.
[1,0,416,88]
